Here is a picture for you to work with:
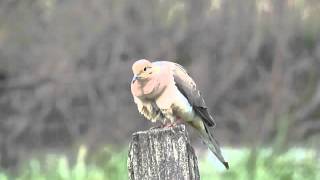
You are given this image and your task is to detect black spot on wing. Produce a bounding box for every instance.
[194,106,215,127]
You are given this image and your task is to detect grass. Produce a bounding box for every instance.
[199,148,319,180]
[0,146,318,180]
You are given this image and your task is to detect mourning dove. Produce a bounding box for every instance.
[131,59,229,169]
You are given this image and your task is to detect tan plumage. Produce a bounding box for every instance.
[131,59,229,169]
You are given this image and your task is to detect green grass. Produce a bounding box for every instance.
[0,146,318,180]
[199,148,319,180]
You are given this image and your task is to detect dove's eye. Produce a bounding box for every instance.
[143,67,147,71]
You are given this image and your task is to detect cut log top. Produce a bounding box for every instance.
[127,125,200,180]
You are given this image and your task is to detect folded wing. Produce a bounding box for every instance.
[170,63,215,127]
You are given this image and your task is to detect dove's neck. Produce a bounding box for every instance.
[135,65,172,100]
[141,78,164,99]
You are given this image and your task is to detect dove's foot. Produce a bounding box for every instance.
[164,118,184,128]
[164,123,175,128]
[151,118,184,129]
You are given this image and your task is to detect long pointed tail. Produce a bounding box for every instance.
[200,123,229,169]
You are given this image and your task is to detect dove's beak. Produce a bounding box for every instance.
[132,75,140,83]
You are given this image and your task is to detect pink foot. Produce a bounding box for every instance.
[164,123,175,128]
[163,117,184,128]
[151,117,184,129]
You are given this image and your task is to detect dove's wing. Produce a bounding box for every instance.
[169,62,229,169]
[170,63,215,127]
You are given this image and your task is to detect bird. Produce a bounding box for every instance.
[130,59,229,169]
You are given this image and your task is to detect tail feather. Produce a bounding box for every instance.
[200,123,229,170]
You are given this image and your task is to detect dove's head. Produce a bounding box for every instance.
[132,59,153,82]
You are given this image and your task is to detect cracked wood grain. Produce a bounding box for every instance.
[128,125,200,180]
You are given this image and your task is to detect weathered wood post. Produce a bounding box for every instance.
[127,124,200,180]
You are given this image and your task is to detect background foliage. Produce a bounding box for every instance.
[0,147,318,180]
[0,0,319,178]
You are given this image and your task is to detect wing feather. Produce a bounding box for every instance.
[170,62,215,127]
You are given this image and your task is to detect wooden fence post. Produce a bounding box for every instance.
[127,124,200,180]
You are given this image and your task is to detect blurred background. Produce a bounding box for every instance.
[0,0,319,179]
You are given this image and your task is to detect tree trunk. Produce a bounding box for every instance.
[127,125,200,180]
